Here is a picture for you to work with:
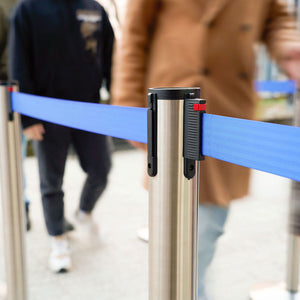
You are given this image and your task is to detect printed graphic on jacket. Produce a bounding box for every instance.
[76,9,102,58]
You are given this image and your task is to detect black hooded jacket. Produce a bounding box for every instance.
[9,0,114,128]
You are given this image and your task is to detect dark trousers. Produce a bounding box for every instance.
[34,122,111,236]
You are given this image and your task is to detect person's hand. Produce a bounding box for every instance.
[279,42,300,85]
[128,140,147,151]
[23,124,45,141]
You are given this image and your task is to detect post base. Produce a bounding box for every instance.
[0,281,6,299]
[250,283,299,300]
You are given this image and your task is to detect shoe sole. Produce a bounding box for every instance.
[57,268,69,274]
[49,258,71,273]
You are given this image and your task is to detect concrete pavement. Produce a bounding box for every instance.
[0,147,292,300]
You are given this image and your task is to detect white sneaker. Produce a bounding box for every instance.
[49,235,71,273]
[75,210,99,237]
[137,226,149,242]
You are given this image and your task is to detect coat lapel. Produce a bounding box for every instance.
[202,0,231,23]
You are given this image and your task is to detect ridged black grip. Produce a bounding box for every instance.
[183,98,206,161]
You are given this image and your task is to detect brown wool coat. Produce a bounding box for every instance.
[0,5,8,81]
[111,0,300,206]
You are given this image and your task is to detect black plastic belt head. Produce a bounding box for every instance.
[0,81,18,121]
[183,93,206,179]
[147,87,206,179]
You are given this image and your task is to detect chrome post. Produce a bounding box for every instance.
[0,82,27,300]
[286,90,300,294]
[148,87,204,300]
[250,89,300,300]
[286,234,300,293]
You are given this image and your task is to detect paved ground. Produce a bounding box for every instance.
[0,146,293,300]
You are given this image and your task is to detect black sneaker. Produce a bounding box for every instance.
[25,202,31,231]
[64,219,75,232]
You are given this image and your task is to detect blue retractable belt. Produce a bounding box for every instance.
[203,114,300,181]
[11,82,300,181]
[12,92,147,143]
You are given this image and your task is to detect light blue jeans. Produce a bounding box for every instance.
[198,204,229,299]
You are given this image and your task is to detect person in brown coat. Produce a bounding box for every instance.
[0,5,8,81]
[111,0,300,298]
[0,0,18,80]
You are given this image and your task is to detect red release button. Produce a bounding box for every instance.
[193,103,206,111]
[7,87,14,92]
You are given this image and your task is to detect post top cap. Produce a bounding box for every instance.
[148,87,200,100]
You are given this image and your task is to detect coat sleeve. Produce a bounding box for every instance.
[0,6,8,81]
[9,4,40,128]
[262,0,300,61]
[102,8,114,92]
[111,0,160,107]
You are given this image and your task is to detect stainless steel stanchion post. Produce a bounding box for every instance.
[286,89,300,296]
[0,82,28,300]
[286,231,300,293]
[250,91,300,300]
[148,87,206,300]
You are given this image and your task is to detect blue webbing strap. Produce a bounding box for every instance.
[202,114,300,181]
[255,80,297,93]
[12,92,148,143]
[12,89,300,181]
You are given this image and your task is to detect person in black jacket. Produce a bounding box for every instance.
[9,0,114,273]
[1,3,34,232]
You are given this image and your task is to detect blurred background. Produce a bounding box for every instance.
[1,0,300,300]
